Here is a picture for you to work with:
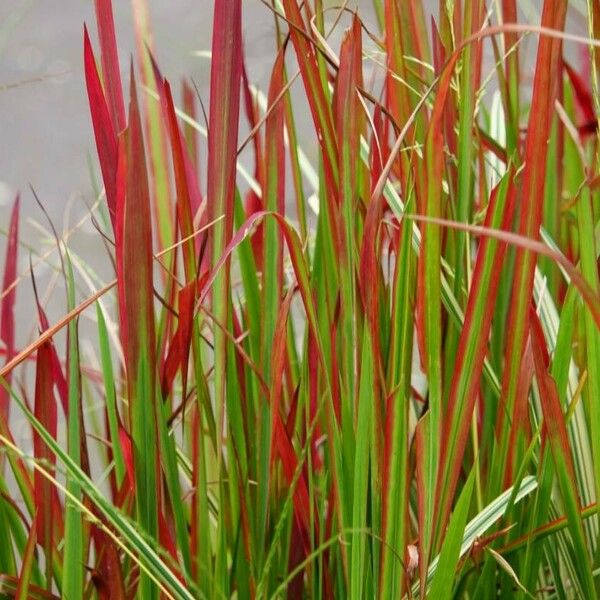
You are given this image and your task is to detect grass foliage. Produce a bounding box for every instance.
[2,0,600,597]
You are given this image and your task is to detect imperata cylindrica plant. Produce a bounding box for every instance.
[1,0,600,598]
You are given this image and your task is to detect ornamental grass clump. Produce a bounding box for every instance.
[2,0,600,598]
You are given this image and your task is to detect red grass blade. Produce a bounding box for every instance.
[118,425,135,493]
[147,53,204,270]
[92,0,126,132]
[406,213,600,330]
[563,60,595,123]
[206,3,243,552]
[207,0,242,256]
[242,59,265,190]
[501,0,520,150]
[15,514,37,600]
[119,70,160,591]
[280,0,339,191]
[161,282,195,398]
[260,46,287,390]
[32,341,57,580]
[435,177,517,530]
[270,288,312,538]
[530,309,577,489]
[33,302,68,417]
[504,336,534,486]
[0,195,19,424]
[181,80,199,169]
[563,60,597,137]
[163,79,199,281]
[530,308,595,597]
[415,412,431,598]
[89,527,126,600]
[497,0,568,487]
[384,0,414,129]
[130,0,176,254]
[119,69,156,381]
[84,27,118,228]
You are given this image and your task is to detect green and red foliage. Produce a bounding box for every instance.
[2,0,600,598]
